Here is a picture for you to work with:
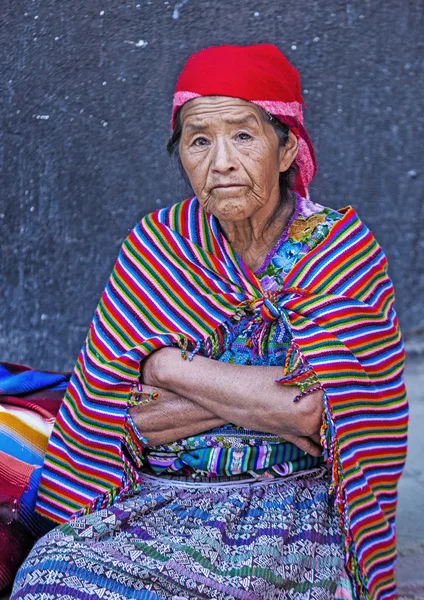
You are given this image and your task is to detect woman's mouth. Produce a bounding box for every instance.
[212,184,245,190]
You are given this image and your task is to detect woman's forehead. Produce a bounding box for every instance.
[180,96,262,128]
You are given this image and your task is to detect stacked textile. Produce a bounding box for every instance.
[0,363,69,591]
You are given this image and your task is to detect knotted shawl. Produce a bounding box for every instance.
[36,197,407,600]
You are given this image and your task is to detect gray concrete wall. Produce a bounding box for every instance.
[1,0,423,371]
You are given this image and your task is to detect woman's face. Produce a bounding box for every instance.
[179,96,298,223]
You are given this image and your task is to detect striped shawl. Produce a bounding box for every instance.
[36,197,407,600]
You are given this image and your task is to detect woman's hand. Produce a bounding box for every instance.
[280,433,322,457]
[288,387,325,439]
[129,384,226,447]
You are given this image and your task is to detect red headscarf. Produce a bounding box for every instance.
[172,44,316,198]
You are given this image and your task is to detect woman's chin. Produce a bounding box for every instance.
[209,199,253,222]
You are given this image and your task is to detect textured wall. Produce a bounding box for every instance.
[1,0,423,371]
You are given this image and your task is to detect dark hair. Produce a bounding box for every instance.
[166,104,298,222]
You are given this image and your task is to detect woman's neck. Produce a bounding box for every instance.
[219,194,295,272]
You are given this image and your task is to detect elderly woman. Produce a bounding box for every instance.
[11,45,407,600]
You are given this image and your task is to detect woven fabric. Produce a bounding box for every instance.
[36,196,407,599]
[14,471,353,600]
[0,363,69,591]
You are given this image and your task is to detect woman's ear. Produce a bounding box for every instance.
[279,130,299,172]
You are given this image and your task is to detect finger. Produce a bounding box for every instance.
[311,432,321,445]
[293,436,322,457]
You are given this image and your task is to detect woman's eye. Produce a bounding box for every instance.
[193,137,208,147]
[236,132,252,141]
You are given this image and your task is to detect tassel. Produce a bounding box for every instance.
[177,336,189,360]
[188,338,201,361]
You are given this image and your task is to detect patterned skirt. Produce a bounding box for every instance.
[11,468,353,600]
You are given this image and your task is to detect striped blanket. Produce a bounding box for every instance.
[36,197,407,600]
[0,363,69,590]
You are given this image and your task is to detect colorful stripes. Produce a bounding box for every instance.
[36,198,407,600]
[0,363,68,590]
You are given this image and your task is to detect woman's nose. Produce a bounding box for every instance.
[211,138,237,173]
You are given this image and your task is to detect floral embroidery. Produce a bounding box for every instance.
[288,214,326,242]
[298,195,325,217]
[259,200,342,283]
[271,240,303,273]
[260,274,279,293]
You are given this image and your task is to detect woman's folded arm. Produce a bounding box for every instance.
[129,382,322,456]
[128,386,226,447]
[140,347,323,453]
